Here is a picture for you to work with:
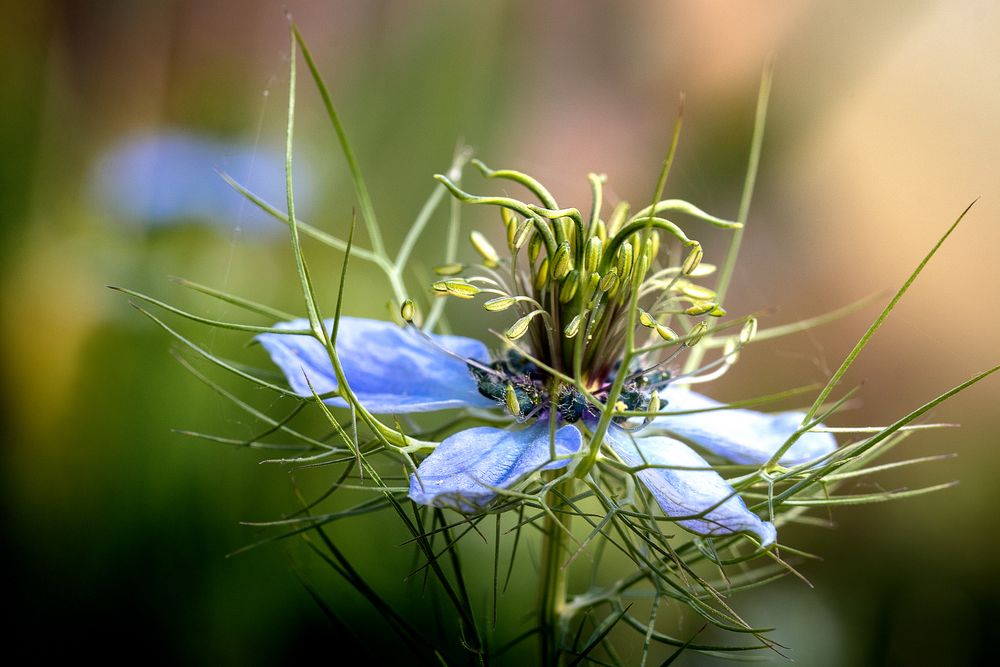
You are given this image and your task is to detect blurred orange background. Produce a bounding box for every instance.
[3,1,997,663]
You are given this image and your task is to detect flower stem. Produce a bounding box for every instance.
[539,476,573,665]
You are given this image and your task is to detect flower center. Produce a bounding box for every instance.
[468,352,670,424]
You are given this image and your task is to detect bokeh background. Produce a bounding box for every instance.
[3,1,998,663]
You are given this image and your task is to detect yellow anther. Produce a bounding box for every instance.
[686,320,710,346]
[685,300,717,316]
[470,230,500,268]
[504,384,522,417]
[559,270,580,303]
[679,282,716,300]
[483,296,517,312]
[534,258,550,291]
[552,242,573,280]
[616,241,634,279]
[400,299,415,323]
[682,242,703,275]
[584,237,602,274]
[529,233,543,263]
[506,312,538,340]
[433,263,465,276]
[598,268,619,293]
[564,314,582,338]
[655,323,678,341]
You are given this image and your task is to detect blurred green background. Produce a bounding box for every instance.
[4,1,999,663]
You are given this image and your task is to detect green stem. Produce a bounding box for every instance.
[539,476,573,665]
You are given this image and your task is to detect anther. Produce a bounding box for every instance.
[684,300,717,316]
[528,233,543,263]
[584,236,602,274]
[686,320,709,346]
[470,231,500,268]
[534,258,550,291]
[484,296,517,312]
[552,242,573,280]
[400,299,415,323]
[506,310,544,340]
[559,270,579,303]
[504,384,522,417]
[616,241,633,279]
[682,242,703,275]
[598,267,619,293]
[740,316,758,345]
[433,263,465,276]
[564,313,583,338]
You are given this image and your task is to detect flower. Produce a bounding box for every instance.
[255,162,841,549]
[257,315,837,547]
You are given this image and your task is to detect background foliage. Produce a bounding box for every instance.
[3,1,998,663]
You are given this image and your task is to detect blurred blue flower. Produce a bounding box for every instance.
[258,317,839,546]
[90,129,315,234]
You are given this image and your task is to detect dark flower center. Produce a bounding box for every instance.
[468,351,669,424]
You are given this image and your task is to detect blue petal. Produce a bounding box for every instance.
[408,421,583,512]
[654,388,837,466]
[256,317,496,413]
[605,426,776,546]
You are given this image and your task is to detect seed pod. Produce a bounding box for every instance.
[534,258,550,292]
[559,270,580,303]
[682,242,703,275]
[484,296,517,312]
[433,263,465,276]
[470,230,500,268]
[584,236,602,274]
[552,242,573,280]
[400,299,415,323]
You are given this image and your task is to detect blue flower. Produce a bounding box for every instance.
[257,317,838,547]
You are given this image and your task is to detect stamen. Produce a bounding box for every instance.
[470,230,500,268]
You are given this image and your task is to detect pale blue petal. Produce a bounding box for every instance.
[654,388,837,466]
[606,426,776,546]
[256,317,496,413]
[408,421,583,512]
